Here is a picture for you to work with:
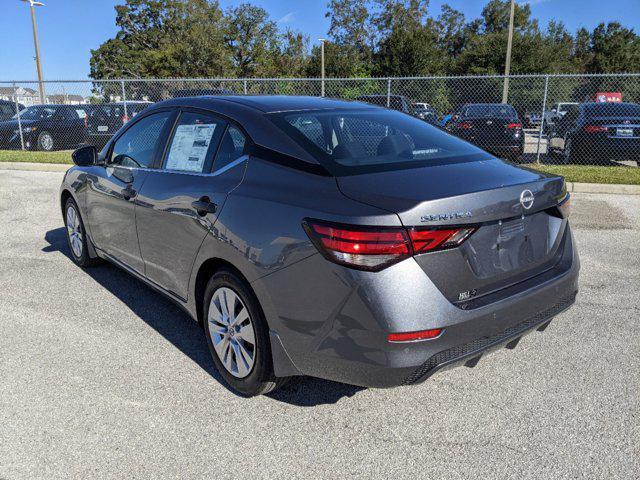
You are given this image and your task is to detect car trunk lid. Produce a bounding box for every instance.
[337,157,568,304]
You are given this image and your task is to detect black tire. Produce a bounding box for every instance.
[37,130,54,151]
[63,197,101,267]
[202,269,287,396]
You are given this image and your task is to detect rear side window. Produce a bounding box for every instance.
[464,105,517,118]
[163,112,225,173]
[110,111,172,168]
[214,125,247,172]
[270,108,486,176]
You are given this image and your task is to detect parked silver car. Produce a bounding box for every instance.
[60,96,579,396]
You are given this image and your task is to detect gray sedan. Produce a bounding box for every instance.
[60,95,579,396]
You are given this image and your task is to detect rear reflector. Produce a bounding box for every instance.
[303,219,476,271]
[584,124,607,133]
[388,328,443,342]
[506,123,522,129]
[558,196,571,218]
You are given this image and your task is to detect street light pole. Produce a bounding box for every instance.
[21,0,46,104]
[318,38,326,97]
[502,0,515,104]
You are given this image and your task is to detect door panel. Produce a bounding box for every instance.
[84,110,174,272]
[136,115,249,300]
[85,166,149,272]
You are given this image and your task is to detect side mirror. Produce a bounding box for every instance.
[72,145,97,166]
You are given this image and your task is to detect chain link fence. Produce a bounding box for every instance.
[0,74,638,167]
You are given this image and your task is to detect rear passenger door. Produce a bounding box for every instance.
[135,109,249,300]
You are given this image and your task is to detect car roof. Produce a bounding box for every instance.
[147,95,383,167]
[200,95,377,113]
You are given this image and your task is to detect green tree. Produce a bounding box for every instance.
[587,22,640,73]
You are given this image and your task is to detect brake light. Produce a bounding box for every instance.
[303,220,476,271]
[506,123,522,129]
[584,124,607,133]
[457,121,472,129]
[388,328,443,342]
[408,227,475,253]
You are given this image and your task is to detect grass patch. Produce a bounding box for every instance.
[531,164,640,185]
[0,149,73,164]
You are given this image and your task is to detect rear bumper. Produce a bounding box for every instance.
[402,292,575,385]
[575,138,640,161]
[254,224,580,388]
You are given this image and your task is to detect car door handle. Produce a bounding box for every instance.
[192,197,217,216]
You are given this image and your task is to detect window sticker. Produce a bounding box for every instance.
[165,123,216,172]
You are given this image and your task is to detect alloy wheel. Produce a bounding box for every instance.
[66,205,83,258]
[40,132,54,151]
[207,287,256,378]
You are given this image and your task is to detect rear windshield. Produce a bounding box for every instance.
[269,108,488,176]
[584,103,640,117]
[463,104,517,118]
[15,106,56,120]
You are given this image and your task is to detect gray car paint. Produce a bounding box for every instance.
[60,96,579,388]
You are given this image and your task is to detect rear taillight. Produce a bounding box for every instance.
[506,122,522,129]
[457,121,472,129]
[584,124,607,134]
[303,219,476,271]
[408,227,476,254]
[84,116,88,128]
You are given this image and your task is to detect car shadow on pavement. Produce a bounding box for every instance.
[44,227,364,406]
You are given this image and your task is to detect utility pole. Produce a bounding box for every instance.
[318,38,326,97]
[21,0,46,104]
[502,0,515,104]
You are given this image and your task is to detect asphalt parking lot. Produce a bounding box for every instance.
[1,170,638,479]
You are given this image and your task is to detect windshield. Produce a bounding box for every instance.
[463,104,517,118]
[269,108,488,176]
[14,106,56,120]
[584,103,640,117]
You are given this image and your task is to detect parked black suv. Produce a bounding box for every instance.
[86,102,151,148]
[446,103,524,161]
[0,100,25,121]
[0,104,93,151]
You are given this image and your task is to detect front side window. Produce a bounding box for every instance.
[270,108,488,176]
[110,111,172,168]
[163,112,225,173]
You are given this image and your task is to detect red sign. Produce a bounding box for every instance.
[595,92,622,102]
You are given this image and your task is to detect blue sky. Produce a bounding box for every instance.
[1,0,638,81]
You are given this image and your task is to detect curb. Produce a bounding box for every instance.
[565,181,640,195]
[0,162,71,172]
[1,162,639,195]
